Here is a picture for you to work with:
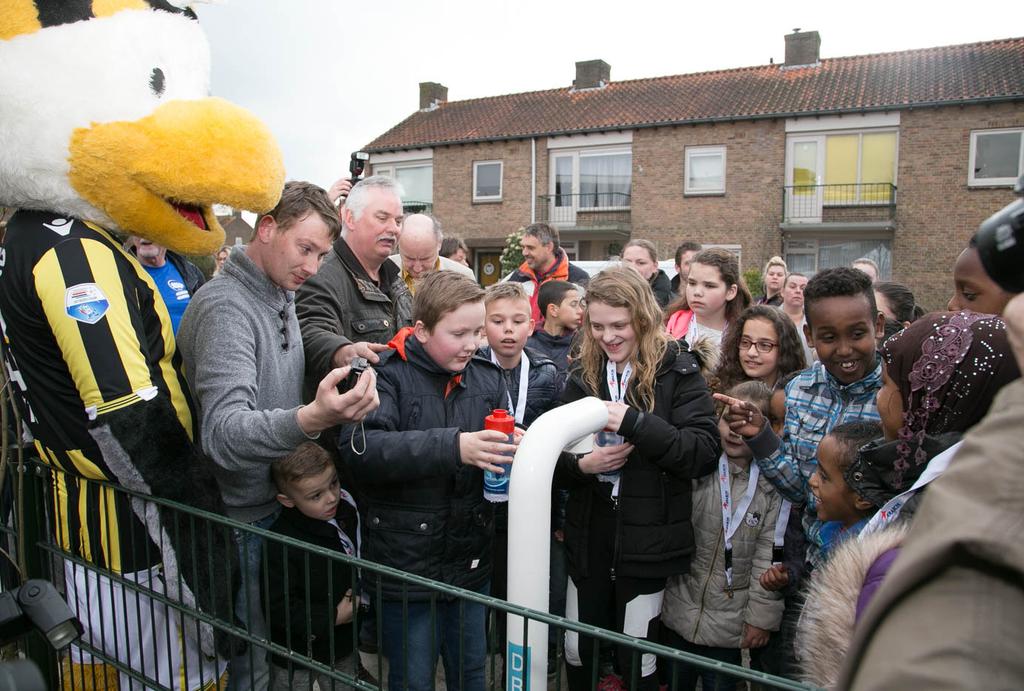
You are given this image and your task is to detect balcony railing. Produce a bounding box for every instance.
[783,183,897,224]
[537,192,631,229]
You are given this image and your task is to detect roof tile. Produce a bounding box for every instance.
[366,37,1024,151]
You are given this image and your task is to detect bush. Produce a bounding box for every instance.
[500,227,525,276]
[743,267,763,298]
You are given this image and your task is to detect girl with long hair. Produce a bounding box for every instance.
[716,305,808,394]
[665,248,752,348]
[558,267,720,691]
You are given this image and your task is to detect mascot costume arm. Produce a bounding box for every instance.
[0,1,285,659]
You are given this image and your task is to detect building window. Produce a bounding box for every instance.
[473,161,503,201]
[969,129,1024,187]
[684,146,726,195]
[823,131,897,203]
[784,237,891,278]
[373,162,433,206]
[551,149,631,210]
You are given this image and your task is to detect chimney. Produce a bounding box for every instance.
[784,29,820,67]
[419,82,447,111]
[573,60,610,90]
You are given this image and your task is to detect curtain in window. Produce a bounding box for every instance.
[395,165,433,204]
[580,153,631,208]
[688,153,724,192]
[818,239,892,279]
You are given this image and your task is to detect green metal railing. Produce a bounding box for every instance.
[0,458,819,690]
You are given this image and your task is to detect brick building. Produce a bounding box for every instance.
[364,31,1024,308]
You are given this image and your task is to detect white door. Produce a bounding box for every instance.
[550,153,577,226]
[785,136,825,223]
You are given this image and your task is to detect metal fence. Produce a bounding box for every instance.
[782,183,897,224]
[0,458,819,691]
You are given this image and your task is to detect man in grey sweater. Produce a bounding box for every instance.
[178,181,378,691]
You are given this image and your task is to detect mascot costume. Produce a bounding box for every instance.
[0,1,284,688]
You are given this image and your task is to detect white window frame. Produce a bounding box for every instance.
[472,160,503,202]
[969,128,1024,187]
[684,145,727,195]
[372,160,433,204]
[703,243,742,270]
[548,147,632,212]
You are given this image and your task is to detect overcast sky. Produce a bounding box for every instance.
[196,0,1020,190]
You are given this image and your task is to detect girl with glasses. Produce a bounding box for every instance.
[716,306,808,393]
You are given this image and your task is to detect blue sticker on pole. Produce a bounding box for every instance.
[507,641,530,691]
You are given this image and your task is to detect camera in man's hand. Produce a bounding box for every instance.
[349,151,369,184]
[338,357,369,394]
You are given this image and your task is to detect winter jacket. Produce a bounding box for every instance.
[649,269,673,309]
[508,249,590,322]
[167,250,206,295]
[296,236,413,398]
[126,245,205,295]
[840,379,1024,691]
[557,341,721,580]
[264,503,359,668]
[661,458,784,648]
[337,327,508,600]
[477,345,561,427]
[796,523,909,689]
[527,328,576,380]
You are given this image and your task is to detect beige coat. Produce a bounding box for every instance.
[838,378,1024,690]
[661,459,784,648]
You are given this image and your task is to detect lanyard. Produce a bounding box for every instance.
[719,454,760,594]
[490,350,530,425]
[328,487,360,556]
[605,359,632,404]
[859,441,962,539]
[772,499,792,565]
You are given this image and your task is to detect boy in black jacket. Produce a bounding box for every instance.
[264,442,359,690]
[338,270,517,691]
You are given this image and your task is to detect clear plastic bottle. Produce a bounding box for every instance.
[483,409,515,503]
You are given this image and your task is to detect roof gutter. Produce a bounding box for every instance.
[364,94,1024,153]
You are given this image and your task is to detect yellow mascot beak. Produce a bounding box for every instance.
[69,97,285,255]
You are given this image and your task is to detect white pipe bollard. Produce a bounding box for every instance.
[505,396,608,691]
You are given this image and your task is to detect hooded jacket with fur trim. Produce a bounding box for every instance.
[795,522,910,689]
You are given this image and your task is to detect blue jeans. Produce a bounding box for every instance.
[228,509,280,691]
[379,582,489,691]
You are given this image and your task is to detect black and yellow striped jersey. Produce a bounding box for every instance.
[0,209,198,572]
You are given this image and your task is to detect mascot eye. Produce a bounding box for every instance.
[149,68,166,97]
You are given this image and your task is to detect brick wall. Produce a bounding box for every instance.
[631,121,786,275]
[432,140,543,249]
[424,102,1024,309]
[894,103,1024,310]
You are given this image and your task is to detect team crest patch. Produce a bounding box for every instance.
[65,283,110,324]
[744,511,762,528]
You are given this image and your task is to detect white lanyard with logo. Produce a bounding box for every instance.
[605,359,632,404]
[772,499,792,565]
[490,350,530,425]
[718,454,760,596]
[600,360,632,497]
[859,441,962,539]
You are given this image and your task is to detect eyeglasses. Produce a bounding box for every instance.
[739,337,777,354]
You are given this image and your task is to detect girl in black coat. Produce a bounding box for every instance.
[558,267,721,691]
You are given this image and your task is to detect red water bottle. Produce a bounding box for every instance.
[483,409,515,502]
